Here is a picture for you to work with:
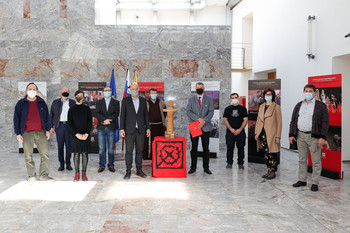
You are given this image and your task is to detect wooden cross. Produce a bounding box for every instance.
[163,100,178,139]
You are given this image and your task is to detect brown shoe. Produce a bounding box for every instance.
[266,172,276,180]
[98,167,105,173]
[39,177,55,182]
[262,171,271,179]
[108,167,116,173]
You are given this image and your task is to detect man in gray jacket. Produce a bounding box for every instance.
[186,82,214,174]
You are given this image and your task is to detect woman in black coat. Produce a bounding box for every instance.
[68,90,92,181]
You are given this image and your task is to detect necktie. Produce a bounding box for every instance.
[198,97,201,108]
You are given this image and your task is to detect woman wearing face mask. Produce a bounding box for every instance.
[68,90,92,182]
[255,88,282,179]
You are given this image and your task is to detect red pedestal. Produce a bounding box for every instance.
[152,136,187,178]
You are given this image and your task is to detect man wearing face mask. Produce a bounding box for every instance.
[13,82,54,183]
[50,87,75,171]
[143,88,167,160]
[186,82,214,175]
[289,84,329,192]
[223,93,248,169]
[95,86,120,173]
[120,83,151,179]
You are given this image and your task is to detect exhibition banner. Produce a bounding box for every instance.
[18,82,47,153]
[248,79,281,164]
[308,74,342,179]
[191,81,220,157]
[79,82,106,154]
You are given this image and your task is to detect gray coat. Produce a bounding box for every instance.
[186,94,214,132]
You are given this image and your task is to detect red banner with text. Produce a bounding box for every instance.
[308,74,342,179]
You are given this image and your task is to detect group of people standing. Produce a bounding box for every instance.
[220,83,328,191]
[13,82,329,192]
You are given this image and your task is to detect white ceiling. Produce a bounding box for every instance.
[117,0,229,7]
[206,0,229,6]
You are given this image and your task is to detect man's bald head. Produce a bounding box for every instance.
[60,87,69,94]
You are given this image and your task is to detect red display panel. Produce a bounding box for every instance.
[308,74,342,179]
[152,136,187,178]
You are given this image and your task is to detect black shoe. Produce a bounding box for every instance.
[136,170,147,178]
[204,169,212,175]
[188,169,196,174]
[66,165,73,170]
[58,166,64,171]
[238,164,244,169]
[293,181,307,187]
[98,167,105,173]
[226,164,232,169]
[311,184,318,192]
[124,171,131,180]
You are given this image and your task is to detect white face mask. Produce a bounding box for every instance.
[231,99,239,105]
[27,90,37,98]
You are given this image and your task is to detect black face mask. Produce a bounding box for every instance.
[75,97,82,103]
[196,89,204,95]
[62,92,69,97]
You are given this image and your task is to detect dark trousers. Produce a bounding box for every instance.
[56,123,71,167]
[190,131,210,170]
[98,128,115,168]
[125,129,145,172]
[226,130,246,165]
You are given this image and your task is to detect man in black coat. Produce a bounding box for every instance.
[120,83,150,179]
[50,87,75,171]
[95,86,120,173]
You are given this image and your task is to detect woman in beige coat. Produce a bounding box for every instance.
[255,88,282,179]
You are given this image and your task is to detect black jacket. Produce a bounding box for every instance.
[50,98,75,128]
[95,98,120,130]
[120,96,150,134]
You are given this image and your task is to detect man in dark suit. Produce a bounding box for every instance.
[95,86,120,173]
[50,87,75,171]
[186,82,214,175]
[120,83,150,179]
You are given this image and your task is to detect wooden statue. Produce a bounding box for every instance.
[163,100,178,139]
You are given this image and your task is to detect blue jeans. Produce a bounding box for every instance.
[98,128,115,168]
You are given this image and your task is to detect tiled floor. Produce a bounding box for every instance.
[0,148,349,233]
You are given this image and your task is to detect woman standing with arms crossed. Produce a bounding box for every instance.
[255,88,282,179]
[68,90,92,182]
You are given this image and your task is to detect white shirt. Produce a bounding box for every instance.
[104,97,111,111]
[132,96,139,128]
[297,98,315,132]
[197,94,203,106]
[60,99,70,122]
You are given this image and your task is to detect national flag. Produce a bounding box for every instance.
[109,69,119,142]
[133,70,138,83]
[123,69,131,98]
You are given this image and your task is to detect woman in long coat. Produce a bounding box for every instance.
[255,88,282,179]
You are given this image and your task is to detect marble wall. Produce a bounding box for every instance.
[0,0,231,152]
